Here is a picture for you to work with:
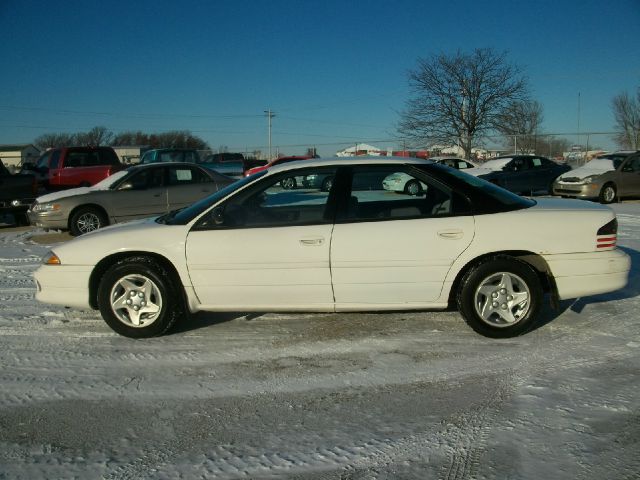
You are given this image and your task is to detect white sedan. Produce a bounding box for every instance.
[34,157,631,339]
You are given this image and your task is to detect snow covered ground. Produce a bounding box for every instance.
[0,203,638,479]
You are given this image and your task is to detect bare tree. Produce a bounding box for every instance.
[33,132,76,150]
[76,126,114,146]
[398,48,528,159]
[497,100,544,153]
[612,88,640,149]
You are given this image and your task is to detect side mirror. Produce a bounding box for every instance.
[118,181,135,191]
[21,162,35,171]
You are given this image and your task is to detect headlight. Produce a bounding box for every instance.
[32,203,61,213]
[581,175,601,185]
[42,251,61,265]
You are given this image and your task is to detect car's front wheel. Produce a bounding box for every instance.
[98,256,183,338]
[280,177,297,189]
[457,256,543,338]
[70,207,108,236]
[599,183,617,204]
[404,179,422,196]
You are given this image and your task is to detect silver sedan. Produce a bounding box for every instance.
[28,162,233,235]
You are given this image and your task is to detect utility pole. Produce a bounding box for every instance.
[264,109,276,160]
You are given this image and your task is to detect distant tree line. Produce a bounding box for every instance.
[34,127,209,151]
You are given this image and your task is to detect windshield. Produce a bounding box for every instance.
[478,158,511,170]
[92,169,130,190]
[582,158,618,171]
[163,171,267,225]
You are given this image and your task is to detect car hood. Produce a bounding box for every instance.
[51,217,190,266]
[36,187,93,203]
[556,164,613,181]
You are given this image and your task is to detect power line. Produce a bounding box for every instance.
[0,105,263,120]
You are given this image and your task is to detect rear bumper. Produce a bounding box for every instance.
[544,249,631,300]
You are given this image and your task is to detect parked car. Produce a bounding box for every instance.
[552,151,640,203]
[244,155,317,188]
[202,152,267,178]
[24,147,123,191]
[466,155,571,195]
[28,162,233,236]
[0,159,38,224]
[430,157,478,170]
[140,148,201,165]
[34,157,629,339]
[382,172,427,195]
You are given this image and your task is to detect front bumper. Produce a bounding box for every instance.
[0,198,35,214]
[27,210,68,230]
[544,248,631,300]
[34,264,94,309]
[552,182,601,199]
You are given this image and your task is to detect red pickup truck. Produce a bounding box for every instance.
[27,147,123,190]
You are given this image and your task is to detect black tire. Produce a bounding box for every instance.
[280,177,297,189]
[321,176,334,192]
[404,179,422,196]
[97,256,183,338]
[456,256,543,338]
[599,183,617,204]
[70,207,108,236]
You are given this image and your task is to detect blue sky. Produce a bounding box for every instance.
[1,0,639,156]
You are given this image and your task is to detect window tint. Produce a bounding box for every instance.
[125,167,165,189]
[344,166,455,221]
[212,167,338,228]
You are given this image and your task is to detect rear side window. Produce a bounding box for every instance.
[168,166,211,185]
[340,165,466,222]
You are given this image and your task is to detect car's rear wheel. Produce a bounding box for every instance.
[70,207,108,236]
[98,256,183,338]
[599,183,617,204]
[457,256,543,338]
[280,177,297,189]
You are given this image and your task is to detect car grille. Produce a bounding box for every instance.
[559,177,581,183]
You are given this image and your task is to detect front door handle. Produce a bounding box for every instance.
[299,237,325,246]
[438,229,464,239]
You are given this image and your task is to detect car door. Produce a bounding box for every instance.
[618,154,640,196]
[503,157,536,193]
[109,166,168,222]
[330,165,475,307]
[185,166,339,309]
[166,165,217,211]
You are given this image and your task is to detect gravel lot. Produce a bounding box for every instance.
[0,203,639,479]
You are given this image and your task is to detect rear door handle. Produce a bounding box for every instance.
[438,229,464,239]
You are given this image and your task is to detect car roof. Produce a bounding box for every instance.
[128,161,203,171]
[266,156,434,174]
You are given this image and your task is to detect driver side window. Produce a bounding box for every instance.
[215,167,338,228]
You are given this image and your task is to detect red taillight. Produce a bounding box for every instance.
[596,219,618,249]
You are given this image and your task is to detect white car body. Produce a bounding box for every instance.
[34,157,631,338]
